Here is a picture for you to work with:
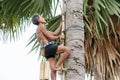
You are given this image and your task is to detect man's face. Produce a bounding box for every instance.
[39,16,46,24]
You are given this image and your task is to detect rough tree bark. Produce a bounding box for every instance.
[65,0,85,80]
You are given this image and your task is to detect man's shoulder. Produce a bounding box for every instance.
[36,25,45,32]
[39,25,45,29]
[36,26,41,33]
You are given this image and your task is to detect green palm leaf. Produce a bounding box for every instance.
[0,0,60,41]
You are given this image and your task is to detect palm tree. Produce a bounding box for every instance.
[65,0,85,80]
[0,0,120,80]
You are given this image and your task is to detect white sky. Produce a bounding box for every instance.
[0,24,40,80]
[0,2,62,80]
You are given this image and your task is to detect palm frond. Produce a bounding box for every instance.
[0,0,59,41]
[84,0,120,80]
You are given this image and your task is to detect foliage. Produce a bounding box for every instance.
[84,0,120,80]
[0,0,61,41]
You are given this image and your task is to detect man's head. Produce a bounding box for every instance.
[31,14,46,25]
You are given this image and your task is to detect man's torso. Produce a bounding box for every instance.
[36,25,49,45]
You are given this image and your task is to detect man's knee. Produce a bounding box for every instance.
[50,65,56,71]
[51,69,56,73]
[65,47,71,55]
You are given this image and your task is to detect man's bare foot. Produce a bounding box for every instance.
[55,66,67,72]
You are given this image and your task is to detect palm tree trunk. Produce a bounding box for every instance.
[65,0,85,80]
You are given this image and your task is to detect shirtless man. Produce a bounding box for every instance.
[31,14,70,80]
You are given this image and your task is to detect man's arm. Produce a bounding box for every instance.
[53,21,63,35]
[47,31,55,36]
[40,25,59,40]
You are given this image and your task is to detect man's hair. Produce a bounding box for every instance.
[31,14,40,25]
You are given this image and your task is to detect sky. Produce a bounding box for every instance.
[0,24,91,80]
[0,1,62,80]
[0,24,40,80]
[0,18,91,80]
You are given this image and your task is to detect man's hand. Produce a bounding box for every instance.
[60,35,65,40]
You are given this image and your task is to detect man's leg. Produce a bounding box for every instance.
[48,58,56,80]
[47,46,70,79]
[55,45,70,68]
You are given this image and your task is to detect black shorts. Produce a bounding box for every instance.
[45,44,58,59]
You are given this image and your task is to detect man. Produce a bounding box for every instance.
[31,14,70,80]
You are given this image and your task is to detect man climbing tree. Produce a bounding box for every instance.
[31,14,71,80]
